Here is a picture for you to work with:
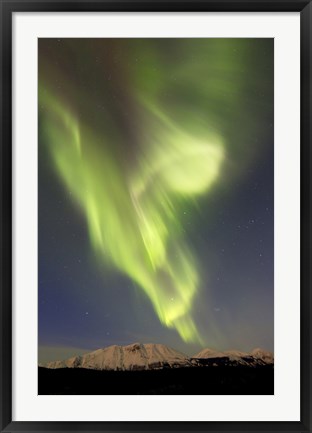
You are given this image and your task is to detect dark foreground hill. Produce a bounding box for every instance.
[38,364,274,395]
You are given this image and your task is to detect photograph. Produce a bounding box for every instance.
[37,37,274,395]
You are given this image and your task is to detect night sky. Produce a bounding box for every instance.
[38,39,273,362]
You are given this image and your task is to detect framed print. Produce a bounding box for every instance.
[1,1,311,432]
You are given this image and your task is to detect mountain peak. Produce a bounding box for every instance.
[251,348,274,363]
[42,343,274,371]
[43,342,191,371]
[192,347,274,366]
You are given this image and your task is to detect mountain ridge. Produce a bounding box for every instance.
[42,342,274,371]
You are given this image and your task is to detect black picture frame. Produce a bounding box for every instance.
[1,0,311,432]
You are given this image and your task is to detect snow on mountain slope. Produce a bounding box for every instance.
[193,348,225,359]
[42,343,274,371]
[223,350,249,360]
[251,348,274,363]
[44,343,191,371]
[192,347,274,365]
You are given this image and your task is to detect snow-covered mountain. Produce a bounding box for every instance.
[42,343,274,371]
[250,348,274,364]
[194,348,249,360]
[192,347,274,366]
[43,343,192,371]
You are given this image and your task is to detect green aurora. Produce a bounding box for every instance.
[39,38,273,345]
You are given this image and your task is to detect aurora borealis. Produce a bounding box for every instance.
[38,39,274,361]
